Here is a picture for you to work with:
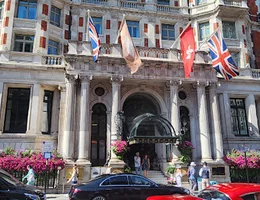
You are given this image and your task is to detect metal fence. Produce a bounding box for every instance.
[230,167,260,183]
[9,170,58,189]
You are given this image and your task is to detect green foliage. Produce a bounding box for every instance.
[124,166,132,173]
[166,165,175,174]
[3,147,16,155]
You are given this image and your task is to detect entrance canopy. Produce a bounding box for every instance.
[127,113,179,144]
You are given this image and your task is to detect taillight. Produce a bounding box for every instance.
[73,188,81,194]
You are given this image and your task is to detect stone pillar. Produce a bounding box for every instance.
[168,80,181,161]
[246,94,259,136]
[223,92,232,137]
[197,82,212,161]
[0,81,3,135]
[77,75,92,164]
[209,83,223,161]
[34,0,51,54]
[0,0,15,52]
[28,84,41,134]
[189,114,197,160]
[70,7,79,41]
[108,75,125,171]
[58,85,66,153]
[63,74,76,162]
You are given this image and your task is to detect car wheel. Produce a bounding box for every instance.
[92,195,106,200]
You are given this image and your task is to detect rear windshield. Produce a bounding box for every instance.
[0,171,21,186]
[198,189,231,200]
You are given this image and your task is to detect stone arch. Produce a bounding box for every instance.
[121,87,167,115]
[90,99,111,113]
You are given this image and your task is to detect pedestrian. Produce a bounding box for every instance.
[174,164,183,187]
[199,161,210,189]
[142,154,150,177]
[134,152,142,175]
[188,162,197,195]
[22,165,35,186]
[67,164,79,196]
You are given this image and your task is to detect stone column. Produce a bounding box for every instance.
[58,85,66,153]
[209,83,223,161]
[168,80,181,161]
[246,94,259,136]
[189,114,197,160]
[28,84,41,134]
[77,75,92,164]
[0,81,3,134]
[63,74,76,162]
[223,92,232,137]
[197,82,212,161]
[108,75,125,170]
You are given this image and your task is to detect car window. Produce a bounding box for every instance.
[129,176,152,186]
[198,189,231,200]
[0,172,21,186]
[109,176,129,185]
[241,194,258,200]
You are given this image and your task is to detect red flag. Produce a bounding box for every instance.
[180,25,196,78]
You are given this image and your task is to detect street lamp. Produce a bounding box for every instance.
[241,144,249,183]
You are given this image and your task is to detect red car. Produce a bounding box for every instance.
[146,183,260,200]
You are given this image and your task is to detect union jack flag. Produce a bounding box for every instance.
[89,17,101,62]
[207,30,239,80]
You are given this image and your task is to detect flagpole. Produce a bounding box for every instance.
[115,14,126,44]
[196,26,220,51]
[87,10,90,41]
[170,21,191,49]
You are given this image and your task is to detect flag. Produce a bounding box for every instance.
[88,17,101,62]
[120,20,142,74]
[207,30,239,80]
[180,25,196,78]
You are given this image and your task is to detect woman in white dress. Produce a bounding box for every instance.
[174,164,183,187]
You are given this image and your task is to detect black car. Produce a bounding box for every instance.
[69,173,189,200]
[0,169,46,200]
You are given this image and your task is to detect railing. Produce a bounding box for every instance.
[120,1,145,9]
[8,170,58,189]
[101,44,113,55]
[137,47,169,59]
[79,0,108,5]
[230,167,260,183]
[156,4,179,13]
[223,0,242,6]
[251,69,260,78]
[44,55,63,65]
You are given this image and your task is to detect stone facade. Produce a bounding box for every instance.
[0,0,259,186]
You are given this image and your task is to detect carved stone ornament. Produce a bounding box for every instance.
[165,80,182,88]
[111,74,123,83]
[79,74,93,83]
[65,74,77,83]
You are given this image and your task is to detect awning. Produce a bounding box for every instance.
[127,113,179,144]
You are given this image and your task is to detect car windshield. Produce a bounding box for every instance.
[198,189,231,200]
[0,171,22,186]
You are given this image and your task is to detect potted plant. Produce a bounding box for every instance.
[111,140,128,160]
[166,165,176,184]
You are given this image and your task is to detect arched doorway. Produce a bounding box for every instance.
[91,103,107,166]
[180,106,191,141]
[123,94,161,169]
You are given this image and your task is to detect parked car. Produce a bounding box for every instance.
[69,173,190,200]
[146,183,260,200]
[0,169,46,200]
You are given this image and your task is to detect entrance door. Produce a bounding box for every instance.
[91,103,107,166]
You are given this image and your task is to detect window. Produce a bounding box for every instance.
[129,176,151,186]
[17,0,37,19]
[109,176,129,185]
[197,0,207,5]
[198,189,230,200]
[4,88,30,133]
[126,21,140,38]
[92,17,102,35]
[162,24,175,40]
[230,98,248,136]
[0,2,4,18]
[223,21,236,39]
[241,194,256,200]
[199,22,210,41]
[48,39,59,55]
[41,90,53,134]
[14,35,34,52]
[50,6,61,27]
[157,0,170,5]
[230,52,240,67]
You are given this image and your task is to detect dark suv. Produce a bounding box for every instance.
[0,169,46,200]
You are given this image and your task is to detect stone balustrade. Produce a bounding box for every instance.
[43,55,63,65]
[156,4,180,13]
[120,1,145,10]
[251,69,260,78]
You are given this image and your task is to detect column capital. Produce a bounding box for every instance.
[194,81,210,88]
[71,6,80,15]
[209,82,218,90]
[111,74,123,83]
[58,84,66,92]
[166,79,182,88]
[79,74,92,83]
[65,74,77,84]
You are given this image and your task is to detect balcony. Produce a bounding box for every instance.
[156,4,180,13]
[251,69,260,79]
[43,55,63,65]
[120,1,145,10]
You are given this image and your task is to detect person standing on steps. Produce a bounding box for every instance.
[199,161,210,190]
[174,164,183,187]
[134,152,142,175]
[142,154,150,177]
[188,162,197,195]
